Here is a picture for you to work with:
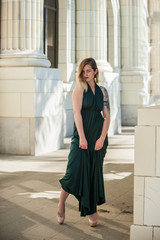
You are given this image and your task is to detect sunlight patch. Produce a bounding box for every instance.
[18,191,61,199]
[0,160,66,173]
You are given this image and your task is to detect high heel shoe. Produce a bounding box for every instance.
[89,218,97,227]
[57,212,65,224]
[89,212,98,227]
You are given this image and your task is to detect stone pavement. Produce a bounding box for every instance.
[0,127,134,240]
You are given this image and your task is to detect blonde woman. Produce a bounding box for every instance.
[57,58,110,227]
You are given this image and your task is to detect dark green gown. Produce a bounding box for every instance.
[60,83,108,216]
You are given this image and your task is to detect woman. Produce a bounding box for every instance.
[57,58,110,227]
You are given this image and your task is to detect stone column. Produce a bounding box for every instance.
[76,0,121,135]
[58,0,76,137]
[0,0,64,155]
[130,105,160,240]
[120,0,150,125]
[76,0,112,72]
[0,0,50,67]
[149,1,160,103]
[107,0,121,72]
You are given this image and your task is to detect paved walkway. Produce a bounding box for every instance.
[0,127,134,240]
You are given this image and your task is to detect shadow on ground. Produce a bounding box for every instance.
[0,162,133,240]
[0,128,134,240]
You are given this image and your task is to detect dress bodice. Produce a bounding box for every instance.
[82,83,103,112]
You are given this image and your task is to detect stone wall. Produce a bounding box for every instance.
[130,105,160,240]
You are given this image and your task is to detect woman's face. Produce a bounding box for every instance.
[82,64,97,83]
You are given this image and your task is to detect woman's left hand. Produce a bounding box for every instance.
[94,137,104,151]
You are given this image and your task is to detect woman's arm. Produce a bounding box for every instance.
[72,82,88,149]
[95,87,110,151]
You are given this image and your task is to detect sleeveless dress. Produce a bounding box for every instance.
[59,83,108,216]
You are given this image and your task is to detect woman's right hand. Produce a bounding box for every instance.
[79,136,88,149]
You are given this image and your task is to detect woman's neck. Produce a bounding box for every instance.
[88,80,95,88]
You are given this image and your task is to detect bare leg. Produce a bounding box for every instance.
[57,188,69,217]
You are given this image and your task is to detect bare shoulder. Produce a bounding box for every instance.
[72,82,84,98]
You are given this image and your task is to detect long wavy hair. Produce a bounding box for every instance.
[78,58,99,91]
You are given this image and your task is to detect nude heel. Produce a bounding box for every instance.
[57,212,65,224]
[89,218,97,227]
[89,212,98,227]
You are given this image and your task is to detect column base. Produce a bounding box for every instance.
[63,81,75,137]
[121,105,138,126]
[0,53,51,67]
[96,60,113,72]
[121,67,149,76]
[0,67,64,156]
[0,116,64,156]
[103,71,121,135]
[121,69,151,125]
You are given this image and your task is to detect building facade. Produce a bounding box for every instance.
[1,1,160,239]
[0,0,159,156]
